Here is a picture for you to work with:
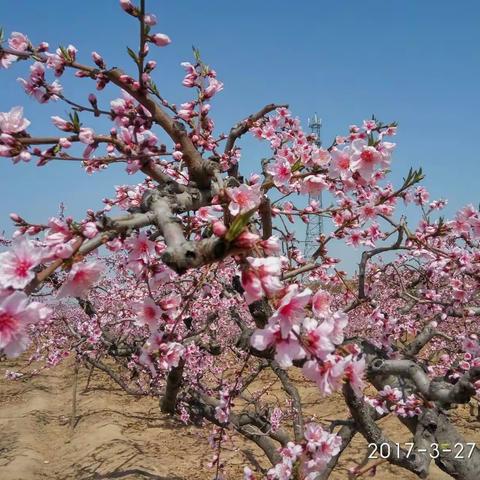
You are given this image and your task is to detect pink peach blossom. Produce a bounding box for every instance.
[271,284,311,338]
[57,261,103,299]
[311,290,331,318]
[228,184,262,216]
[241,256,283,304]
[8,32,29,52]
[136,297,162,330]
[0,291,50,358]
[0,236,42,289]
[78,127,95,144]
[251,323,305,368]
[0,106,31,134]
[266,157,292,187]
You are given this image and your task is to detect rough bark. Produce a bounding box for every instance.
[160,360,185,414]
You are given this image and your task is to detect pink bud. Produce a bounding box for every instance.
[91,51,105,68]
[53,242,75,259]
[9,213,22,223]
[212,221,227,237]
[66,45,77,61]
[82,222,98,239]
[0,134,16,145]
[144,13,157,26]
[119,0,135,14]
[37,42,49,52]
[150,33,171,47]
[459,360,471,370]
[51,116,72,132]
[96,76,108,90]
[145,60,157,72]
[0,145,12,157]
[59,138,72,148]
[26,226,41,235]
[234,231,260,249]
[172,151,183,161]
[260,236,281,255]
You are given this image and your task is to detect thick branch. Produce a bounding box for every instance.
[259,197,273,240]
[370,359,480,405]
[404,321,453,357]
[160,360,185,414]
[343,383,430,478]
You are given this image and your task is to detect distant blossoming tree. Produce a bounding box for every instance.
[1,2,480,479]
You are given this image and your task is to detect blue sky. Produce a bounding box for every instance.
[0,1,479,269]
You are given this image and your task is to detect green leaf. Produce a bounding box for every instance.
[149,80,159,96]
[58,45,72,62]
[225,211,254,242]
[291,160,303,173]
[192,46,201,63]
[402,167,425,190]
[68,111,81,131]
[126,46,139,65]
[0,27,4,43]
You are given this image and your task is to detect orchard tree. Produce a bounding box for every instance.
[1,2,480,479]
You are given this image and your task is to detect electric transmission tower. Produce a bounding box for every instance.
[303,113,323,258]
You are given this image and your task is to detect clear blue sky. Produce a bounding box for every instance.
[1,1,479,269]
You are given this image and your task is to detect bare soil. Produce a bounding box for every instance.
[1,357,479,480]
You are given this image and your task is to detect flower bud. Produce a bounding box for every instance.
[59,137,72,148]
[88,93,98,107]
[234,230,260,249]
[120,0,136,14]
[145,60,157,72]
[172,151,183,161]
[144,13,157,26]
[91,51,105,69]
[150,33,171,47]
[260,236,280,255]
[37,42,49,52]
[212,221,227,237]
[9,213,23,223]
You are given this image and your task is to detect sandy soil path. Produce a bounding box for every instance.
[1,357,478,479]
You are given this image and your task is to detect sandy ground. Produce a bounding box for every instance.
[1,357,479,480]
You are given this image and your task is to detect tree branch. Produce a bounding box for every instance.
[225,103,288,177]
[343,383,430,478]
[270,361,304,442]
[370,359,480,405]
